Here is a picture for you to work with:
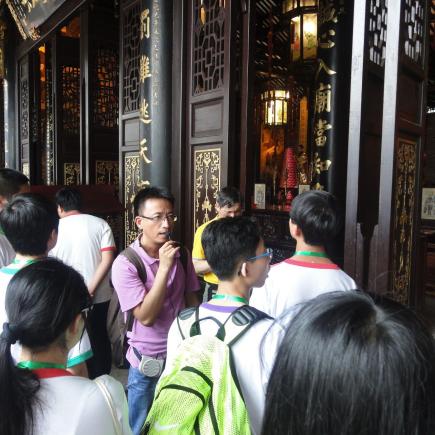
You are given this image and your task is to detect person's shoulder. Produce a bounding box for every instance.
[195,218,216,235]
[93,374,125,397]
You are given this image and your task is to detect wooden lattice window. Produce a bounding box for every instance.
[403,0,425,65]
[61,65,80,135]
[94,47,119,128]
[193,0,225,95]
[122,2,141,113]
[368,0,388,67]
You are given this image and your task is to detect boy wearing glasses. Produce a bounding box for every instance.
[250,190,356,318]
[111,186,199,435]
[164,216,278,435]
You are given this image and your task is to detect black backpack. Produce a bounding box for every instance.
[107,245,188,368]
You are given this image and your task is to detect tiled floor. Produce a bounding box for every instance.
[111,365,128,388]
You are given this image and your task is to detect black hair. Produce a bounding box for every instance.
[133,186,175,217]
[0,193,59,256]
[0,169,29,201]
[289,190,341,246]
[55,187,82,212]
[216,186,242,208]
[0,258,91,435]
[202,216,260,280]
[263,291,435,435]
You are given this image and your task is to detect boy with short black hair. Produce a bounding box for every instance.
[192,186,243,300]
[51,187,116,378]
[162,217,278,435]
[250,190,356,318]
[0,193,93,377]
[0,168,29,267]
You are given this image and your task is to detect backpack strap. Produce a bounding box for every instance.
[177,306,199,340]
[120,246,148,333]
[177,307,225,340]
[218,305,271,346]
[178,245,188,274]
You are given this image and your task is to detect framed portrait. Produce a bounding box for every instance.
[421,188,435,220]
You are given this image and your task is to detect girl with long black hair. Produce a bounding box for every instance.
[263,291,435,435]
[0,258,131,435]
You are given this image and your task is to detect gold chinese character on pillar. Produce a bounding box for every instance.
[139,98,152,124]
[315,83,332,113]
[140,9,150,40]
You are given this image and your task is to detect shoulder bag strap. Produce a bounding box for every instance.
[120,245,148,333]
[94,378,122,435]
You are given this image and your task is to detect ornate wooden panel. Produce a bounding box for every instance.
[96,160,119,193]
[193,0,225,95]
[19,58,30,156]
[390,139,417,304]
[93,47,119,129]
[368,0,387,67]
[64,162,80,185]
[124,154,140,246]
[122,1,141,113]
[193,148,221,232]
[61,65,80,135]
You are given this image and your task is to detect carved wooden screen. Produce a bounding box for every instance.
[184,0,241,245]
[345,0,428,305]
[88,5,119,192]
[120,0,141,247]
[55,31,81,185]
[18,56,31,178]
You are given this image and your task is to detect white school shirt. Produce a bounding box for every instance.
[164,303,283,435]
[0,259,93,367]
[0,231,15,268]
[50,213,116,304]
[250,258,357,318]
[32,372,131,435]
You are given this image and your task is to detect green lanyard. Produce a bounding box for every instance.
[294,250,328,258]
[12,258,37,266]
[212,294,248,305]
[17,361,66,370]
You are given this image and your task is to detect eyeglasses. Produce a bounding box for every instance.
[246,248,273,262]
[139,214,178,224]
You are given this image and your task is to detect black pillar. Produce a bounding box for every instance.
[139,0,172,188]
[312,0,353,205]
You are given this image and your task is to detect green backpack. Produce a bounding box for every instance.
[142,305,269,435]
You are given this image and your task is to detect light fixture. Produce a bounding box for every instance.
[261,90,290,126]
[283,0,318,62]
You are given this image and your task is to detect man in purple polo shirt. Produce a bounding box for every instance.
[111,186,199,434]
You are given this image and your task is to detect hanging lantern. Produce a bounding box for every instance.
[261,89,290,126]
[283,0,318,62]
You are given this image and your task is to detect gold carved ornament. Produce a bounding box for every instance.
[193,149,221,231]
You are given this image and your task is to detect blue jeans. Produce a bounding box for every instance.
[127,366,158,435]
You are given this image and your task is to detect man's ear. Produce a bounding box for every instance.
[66,313,83,346]
[135,216,142,229]
[47,229,58,251]
[239,261,248,278]
[289,219,302,238]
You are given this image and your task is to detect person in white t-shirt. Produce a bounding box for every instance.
[0,193,93,377]
[0,258,131,435]
[51,187,116,378]
[250,190,357,319]
[0,168,30,268]
[164,217,282,435]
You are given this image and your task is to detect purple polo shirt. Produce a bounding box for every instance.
[111,239,199,367]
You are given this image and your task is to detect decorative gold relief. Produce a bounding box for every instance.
[391,139,417,305]
[193,148,221,232]
[64,163,80,185]
[96,160,119,193]
[124,155,140,246]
